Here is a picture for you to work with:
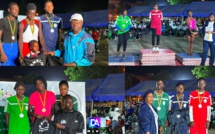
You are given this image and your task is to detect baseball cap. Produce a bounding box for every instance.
[70,13,83,21]
[114,107,121,112]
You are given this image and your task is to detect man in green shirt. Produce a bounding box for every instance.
[152,80,169,134]
[115,9,131,60]
[4,81,30,134]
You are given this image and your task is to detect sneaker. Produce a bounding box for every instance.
[152,47,156,51]
[122,54,126,60]
[156,47,159,51]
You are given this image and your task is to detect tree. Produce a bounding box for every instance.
[64,67,124,81]
[191,66,215,79]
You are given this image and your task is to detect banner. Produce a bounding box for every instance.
[0,81,86,134]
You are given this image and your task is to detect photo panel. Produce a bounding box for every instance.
[0,66,125,134]
[0,0,109,67]
[108,0,215,66]
[125,66,215,134]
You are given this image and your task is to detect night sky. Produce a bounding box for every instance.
[0,0,108,15]
[126,66,196,80]
[0,67,69,81]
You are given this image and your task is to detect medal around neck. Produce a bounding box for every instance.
[12,35,15,40]
[50,29,54,33]
[157,106,161,111]
[42,108,46,112]
[19,113,24,118]
[198,104,202,108]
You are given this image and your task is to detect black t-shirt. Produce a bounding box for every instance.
[0,17,18,43]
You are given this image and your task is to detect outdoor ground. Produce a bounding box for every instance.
[94,37,108,66]
[109,35,204,57]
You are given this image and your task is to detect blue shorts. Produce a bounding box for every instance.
[0,42,18,66]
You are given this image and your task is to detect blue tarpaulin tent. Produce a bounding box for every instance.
[183,2,215,17]
[92,74,125,102]
[82,10,108,27]
[56,10,108,29]
[126,78,215,97]
[85,78,105,102]
[127,6,151,16]
[162,4,189,17]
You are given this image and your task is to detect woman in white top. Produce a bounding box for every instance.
[138,89,163,134]
[201,13,215,66]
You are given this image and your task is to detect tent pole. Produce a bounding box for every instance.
[91,98,94,117]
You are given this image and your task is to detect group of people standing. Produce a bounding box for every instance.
[114,4,215,66]
[4,76,84,134]
[0,0,95,66]
[138,78,212,134]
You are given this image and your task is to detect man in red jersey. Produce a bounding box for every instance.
[189,78,212,134]
[149,4,163,51]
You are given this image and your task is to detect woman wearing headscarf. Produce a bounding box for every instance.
[138,89,163,134]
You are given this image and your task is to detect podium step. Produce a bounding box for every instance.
[108,56,140,66]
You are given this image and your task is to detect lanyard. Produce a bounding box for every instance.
[197,90,205,104]
[45,14,54,29]
[176,94,184,109]
[7,16,16,36]
[26,18,35,34]
[16,96,24,113]
[156,91,163,107]
[38,91,47,108]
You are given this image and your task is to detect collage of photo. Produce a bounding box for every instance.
[0,0,215,134]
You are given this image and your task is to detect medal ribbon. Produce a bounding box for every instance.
[26,18,35,34]
[176,94,184,109]
[156,91,163,107]
[45,14,54,29]
[16,96,24,113]
[197,90,205,105]
[7,16,16,36]
[38,91,46,109]
[60,96,64,109]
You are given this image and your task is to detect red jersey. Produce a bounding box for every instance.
[92,31,99,41]
[189,90,212,123]
[149,10,163,28]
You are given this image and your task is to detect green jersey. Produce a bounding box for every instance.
[115,15,131,35]
[4,96,30,134]
[152,91,170,123]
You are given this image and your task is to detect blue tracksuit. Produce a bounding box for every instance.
[138,102,159,134]
[169,95,189,134]
[55,29,95,66]
[201,20,215,66]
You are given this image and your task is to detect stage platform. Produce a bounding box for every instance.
[176,53,211,66]
[139,49,176,66]
[108,56,140,66]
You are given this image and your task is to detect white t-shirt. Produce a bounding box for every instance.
[204,21,214,42]
[149,105,158,134]
[110,111,120,121]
